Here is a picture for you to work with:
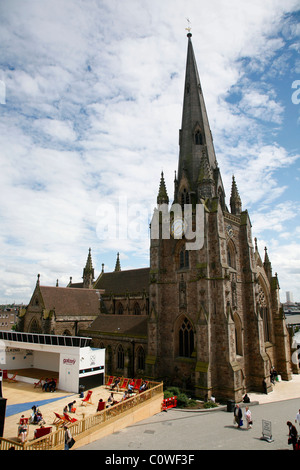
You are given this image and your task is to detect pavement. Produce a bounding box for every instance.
[77,374,300,452]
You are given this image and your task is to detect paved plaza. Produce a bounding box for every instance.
[78,375,300,452]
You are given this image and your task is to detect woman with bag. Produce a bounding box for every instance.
[244,406,252,429]
[287,421,298,450]
[64,424,75,450]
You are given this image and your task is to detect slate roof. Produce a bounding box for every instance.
[88,314,148,338]
[37,286,101,316]
[93,268,150,295]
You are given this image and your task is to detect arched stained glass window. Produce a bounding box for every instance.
[117,344,124,369]
[179,317,194,357]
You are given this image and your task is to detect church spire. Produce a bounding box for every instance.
[114,252,121,272]
[83,247,94,289]
[230,176,242,215]
[176,33,223,203]
[157,171,169,205]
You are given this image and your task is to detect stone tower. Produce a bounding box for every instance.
[147,33,292,401]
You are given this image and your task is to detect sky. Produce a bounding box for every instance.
[0,0,299,305]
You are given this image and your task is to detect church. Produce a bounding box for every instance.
[18,33,294,401]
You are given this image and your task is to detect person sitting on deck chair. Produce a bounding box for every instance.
[42,378,49,392]
[18,416,28,443]
[48,378,56,392]
[111,377,121,391]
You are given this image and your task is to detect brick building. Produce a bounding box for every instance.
[18,34,293,401]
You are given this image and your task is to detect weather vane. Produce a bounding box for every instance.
[185,18,192,34]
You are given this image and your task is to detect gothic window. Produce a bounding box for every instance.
[179,246,189,269]
[227,248,232,267]
[180,250,184,268]
[262,307,270,342]
[117,302,124,315]
[63,330,72,336]
[257,282,271,342]
[29,318,41,334]
[227,240,236,269]
[233,313,243,356]
[133,303,141,315]
[180,188,190,209]
[179,317,194,358]
[195,130,203,145]
[117,345,124,369]
[107,345,113,374]
[137,346,145,371]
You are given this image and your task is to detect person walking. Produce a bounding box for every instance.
[64,424,73,450]
[233,404,243,428]
[287,421,298,450]
[244,406,252,429]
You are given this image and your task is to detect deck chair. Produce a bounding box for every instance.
[19,417,29,425]
[34,426,52,439]
[120,378,129,390]
[133,379,142,391]
[81,390,93,406]
[7,373,17,383]
[34,377,44,388]
[63,413,77,423]
[105,376,114,389]
[97,400,106,412]
[52,412,66,425]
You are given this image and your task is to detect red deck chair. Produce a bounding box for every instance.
[19,417,29,425]
[133,379,142,391]
[97,400,106,412]
[34,377,44,388]
[81,390,93,406]
[120,378,129,390]
[34,427,52,439]
[105,376,114,388]
[7,373,17,383]
[53,412,66,425]
[63,413,77,423]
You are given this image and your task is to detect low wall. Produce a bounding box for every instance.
[72,391,163,449]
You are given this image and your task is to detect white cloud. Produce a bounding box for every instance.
[0,0,299,303]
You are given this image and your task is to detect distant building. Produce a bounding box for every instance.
[0,305,20,331]
[286,291,294,304]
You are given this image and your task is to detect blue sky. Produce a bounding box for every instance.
[0,0,299,304]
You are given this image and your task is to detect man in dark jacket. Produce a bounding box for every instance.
[233,404,243,428]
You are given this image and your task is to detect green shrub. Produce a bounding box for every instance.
[176,393,189,408]
[203,401,218,409]
[164,386,180,398]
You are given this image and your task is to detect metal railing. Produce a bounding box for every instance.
[0,330,91,348]
[0,381,163,450]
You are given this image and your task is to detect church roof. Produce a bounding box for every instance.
[36,286,101,317]
[87,314,148,338]
[93,267,150,295]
